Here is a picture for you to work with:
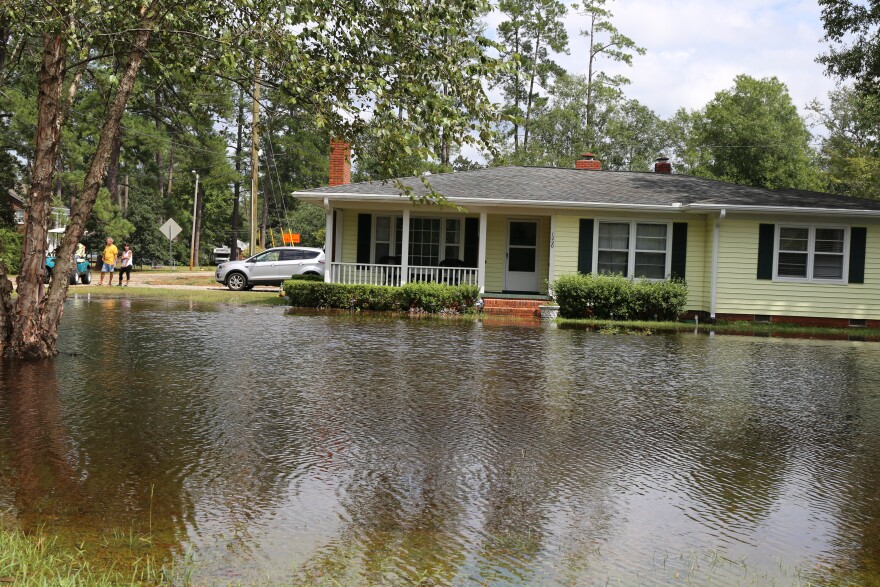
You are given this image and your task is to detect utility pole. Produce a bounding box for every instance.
[189,170,199,270]
[250,61,261,255]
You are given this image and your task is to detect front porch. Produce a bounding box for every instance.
[323,205,553,296]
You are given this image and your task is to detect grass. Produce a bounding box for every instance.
[558,317,880,339]
[140,275,219,287]
[0,525,191,586]
[78,286,287,306]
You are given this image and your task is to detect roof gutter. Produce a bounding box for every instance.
[293,191,691,212]
[690,203,880,217]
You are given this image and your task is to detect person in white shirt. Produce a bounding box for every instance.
[117,243,133,286]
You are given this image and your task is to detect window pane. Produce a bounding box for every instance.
[301,250,320,259]
[376,243,390,262]
[813,254,844,279]
[376,216,390,241]
[815,228,845,253]
[444,245,460,261]
[509,247,536,272]
[635,224,667,251]
[445,219,461,244]
[598,251,628,275]
[779,227,809,251]
[279,249,303,261]
[598,223,629,250]
[510,222,537,246]
[778,252,808,278]
[634,252,666,279]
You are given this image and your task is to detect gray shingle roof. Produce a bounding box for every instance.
[297,166,880,212]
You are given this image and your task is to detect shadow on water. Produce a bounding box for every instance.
[3,298,880,584]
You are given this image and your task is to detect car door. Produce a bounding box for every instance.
[247,250,280,283]
[276,248,304,279]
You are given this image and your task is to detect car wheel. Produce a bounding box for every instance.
[226,272,247,291]
[81,271,91,285]
[69,271,78,285]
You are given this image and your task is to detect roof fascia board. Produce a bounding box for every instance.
[690,203,880,216]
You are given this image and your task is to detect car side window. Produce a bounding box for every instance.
[253,251,280,263]
[279,249,303,261]
[301,250,320,259]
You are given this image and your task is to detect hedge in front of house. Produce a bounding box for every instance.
[282,280,480,313]
[552,273,688,321]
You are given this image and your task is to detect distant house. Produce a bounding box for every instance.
[7,189,25,229]
[294,147,880,326]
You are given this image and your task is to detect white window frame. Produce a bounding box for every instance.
[592,219,672,280]
[773,223,850,284]
[371,215,466,265]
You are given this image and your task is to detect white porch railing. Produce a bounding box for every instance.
[330,263,479,287]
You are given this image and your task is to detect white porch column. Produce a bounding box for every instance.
[548,215,557,295]
[324,199,333,283]
[401,208,410,286]
[477,211,488,294]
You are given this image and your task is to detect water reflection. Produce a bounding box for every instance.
[1,300,880,584]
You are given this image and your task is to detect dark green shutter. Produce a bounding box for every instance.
[849,227,867,284]
[463,217,479,267]
[356,214,372,263]
[757,223,775,280]
[671,222,688,280]
[577,219,594,274]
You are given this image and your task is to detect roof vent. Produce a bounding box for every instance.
[575,153,601,171]
[654,156,672,174]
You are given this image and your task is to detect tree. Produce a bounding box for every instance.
[818,0,880,95]
[495,0,568,155]
[0,0,501,359]
[576,0,644,136]
[690,75,821,190]
[810,85,880,200]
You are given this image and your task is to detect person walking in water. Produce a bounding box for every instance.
[117,243,133,287]
[98,237,118,286]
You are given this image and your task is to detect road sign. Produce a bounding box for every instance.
[160,218,182,240]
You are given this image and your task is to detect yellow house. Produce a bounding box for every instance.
[294,153,880,326]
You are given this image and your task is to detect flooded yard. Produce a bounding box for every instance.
[2,297,880,585]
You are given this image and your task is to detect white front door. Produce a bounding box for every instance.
[505,220,539,292]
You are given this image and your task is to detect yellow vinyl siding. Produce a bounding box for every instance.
[484,215,506,292]
[340,210,360,263]
[552,215,580,280]
[715,219,880,319]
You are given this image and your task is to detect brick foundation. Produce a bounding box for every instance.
[713,313,879,329]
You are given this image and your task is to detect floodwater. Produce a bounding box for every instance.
[2,298,880,586]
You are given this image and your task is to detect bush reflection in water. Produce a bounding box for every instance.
[1,297,880,585]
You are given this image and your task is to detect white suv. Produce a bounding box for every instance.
[216,246,325,291]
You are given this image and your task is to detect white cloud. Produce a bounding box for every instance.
[488,0,838,118]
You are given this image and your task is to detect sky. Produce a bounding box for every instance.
[483,0,839,123]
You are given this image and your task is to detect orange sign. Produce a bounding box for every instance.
[282,232,301,245]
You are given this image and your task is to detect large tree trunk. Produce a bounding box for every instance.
[3,34,67,357]
[8,22,155,359]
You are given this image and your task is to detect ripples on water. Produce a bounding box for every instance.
[2,297,880,585]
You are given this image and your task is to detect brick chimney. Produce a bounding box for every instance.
[654,156,672,174]
[575,153,601,171]
[329,139,351,186]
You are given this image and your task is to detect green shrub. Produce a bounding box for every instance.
[0,227,22,274]
[282,280,480,313]
[552,273,688,320]
[287,273,323,282]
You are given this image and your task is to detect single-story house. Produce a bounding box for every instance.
[294,145,880,326]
